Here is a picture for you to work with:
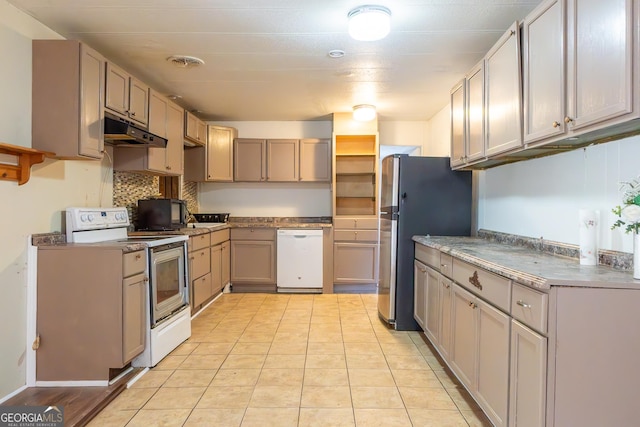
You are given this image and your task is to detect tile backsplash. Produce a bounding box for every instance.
[113,171,200,226]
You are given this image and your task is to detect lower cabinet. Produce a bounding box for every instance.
[450,283,510,427]
[230,228,276,291]
[333,242,377,284]
[413,260,428,329]
[122,272,147,363]
[509,320,547,427]
[189,228,230,313]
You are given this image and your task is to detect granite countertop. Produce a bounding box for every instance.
[228,217,333,229]
[413,235,639,290]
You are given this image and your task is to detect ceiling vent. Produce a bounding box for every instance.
[166,55,205,68]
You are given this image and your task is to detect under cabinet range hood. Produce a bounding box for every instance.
[104,112,167,148]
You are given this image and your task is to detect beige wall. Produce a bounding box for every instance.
[0,1,112,399]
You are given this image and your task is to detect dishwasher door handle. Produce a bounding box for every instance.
[293,235,307,238]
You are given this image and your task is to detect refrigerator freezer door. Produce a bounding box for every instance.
[380,155,400,212]
[377,217,397,323]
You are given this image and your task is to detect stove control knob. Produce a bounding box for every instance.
[88,214,95,222]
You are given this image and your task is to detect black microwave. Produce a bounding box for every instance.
[136,198,188,230]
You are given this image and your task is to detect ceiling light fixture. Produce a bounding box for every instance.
[353,104,377,121]
[348,5,391,41]
[328,49,346,58]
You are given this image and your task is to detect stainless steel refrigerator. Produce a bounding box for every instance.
[377,154,472,330]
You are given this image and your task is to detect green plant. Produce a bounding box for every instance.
[611,176,640,234]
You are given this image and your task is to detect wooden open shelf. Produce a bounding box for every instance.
[0,142,55,185]
[335,155,375,174]
[335,135,377,155]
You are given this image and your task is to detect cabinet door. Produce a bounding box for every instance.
[466,60,486,162]
[333,242,377,284]
[476,298,510,427]
[413,260,428,330]
[192,272,212,307]
[230,240,276,284]
[300,138,331,182]
[128,77,149,126]
[165,101,184,175]
[267,139,299,181]
[221,240,230,288]
[438,276,453,359]
[147,90,168,173]
[211,244,222,294]
[566,0,635,130]
[207,126,236,181]
[485,22,523,157]
[425,266,441,344]
[509,320,547,427]
[450,80,466,168]
[185,111,199,142]
[197,119,207,144]
[523,0,565,143]
[79,44,105,159]
[122,273,146,364]
[234,138,266,181]
[450,283,477,389]
[105,62,129,117]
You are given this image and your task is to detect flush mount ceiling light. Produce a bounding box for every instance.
[166,55,205,68]
[348,5,391,41]
[328,49,346,58]
[353,104,377,121]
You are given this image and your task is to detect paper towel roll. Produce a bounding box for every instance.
[579,209,599,266]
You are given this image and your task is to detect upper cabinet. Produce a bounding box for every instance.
[455,0,640,169]
[113,89,184,175]
[300,138,331,182]
[32,40,105,160]
[234,138,300,182]
[266,139,299,182]
[184,125,237,182]
[450,80,466,169]
[234,138,266,182]
[105,62,149,127]
[524,0,637,145]
[484,22,522,157]
[466,61,486,162]
[184,111,207,146]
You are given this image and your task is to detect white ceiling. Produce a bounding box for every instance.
[8,0,541,122]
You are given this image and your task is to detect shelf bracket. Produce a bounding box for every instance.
[0,142,55,185]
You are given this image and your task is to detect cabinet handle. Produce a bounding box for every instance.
[552,121,560,128]
[135,254,142,260]
[440,263,447,269]
[468,271,482,290]
[130,111,136,116]
[468,301,477,309]
[564,116,573,124]
[516,300,532,309]
[144,277,149,282]
[166,166,171,170]
[443,283,450,289]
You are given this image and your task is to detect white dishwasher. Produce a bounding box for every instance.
[277,229,323,292]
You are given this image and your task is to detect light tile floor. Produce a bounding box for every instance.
[89,293,492,426]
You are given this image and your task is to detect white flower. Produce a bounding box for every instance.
[621,204,640,223]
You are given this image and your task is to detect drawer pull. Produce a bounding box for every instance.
[468,301,477,309]
[443,283,450,289]
[135,254,142,260]
[469,271,483,290]
[441,263,447,269]
[516,300,532,309]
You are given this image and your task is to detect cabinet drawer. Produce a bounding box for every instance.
[192,272,212,307]
[190,247,210,279]
[334,229,378,242]
[334,217,378,230]
[231,228,275,241]
[440,253,453,278]
[415,244,440,269]
[123,251,146,277]
[210,228,230,246]
[189,233,211,251]
[511,283,548,334]
[452,258,511,312]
